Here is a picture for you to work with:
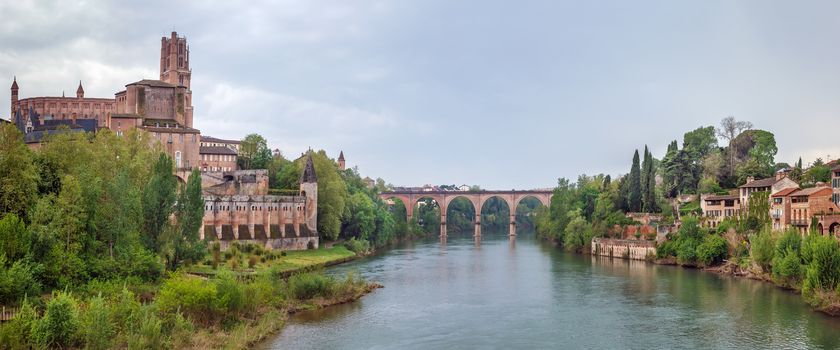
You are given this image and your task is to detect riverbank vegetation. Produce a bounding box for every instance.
[534,116,840,315]
[0,124,385,348]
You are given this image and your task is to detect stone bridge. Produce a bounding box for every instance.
[379,189,553,237]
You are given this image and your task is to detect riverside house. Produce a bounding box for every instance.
[700,193,741,228]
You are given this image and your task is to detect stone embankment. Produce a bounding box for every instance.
[591,238,656,261]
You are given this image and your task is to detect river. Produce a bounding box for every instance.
[263,230,840,349]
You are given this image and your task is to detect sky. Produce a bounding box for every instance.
[2,0,839,189]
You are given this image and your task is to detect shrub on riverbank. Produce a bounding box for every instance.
[0,266,375,349]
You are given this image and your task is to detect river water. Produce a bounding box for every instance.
[263,230,840,349]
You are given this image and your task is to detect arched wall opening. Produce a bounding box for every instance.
[480,196,511,235]
[514,196,544,234]
[384,197,410,235]
[445,196,477,235]
[412,196,441,236]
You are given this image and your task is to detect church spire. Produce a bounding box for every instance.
[301,152,317,183]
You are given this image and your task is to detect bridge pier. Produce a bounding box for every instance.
[474,214,481,237]
[440,214,447,237]
[509,214,516,236]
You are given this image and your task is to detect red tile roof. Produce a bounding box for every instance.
[772,188,798,197]
[704,194,740,201]
[739,177,777,188]
[790,187,832,197]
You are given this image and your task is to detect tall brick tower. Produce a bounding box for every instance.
[10,77,18,119]
[160,31,193,127]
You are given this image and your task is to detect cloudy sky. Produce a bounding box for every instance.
[2,1,839,189]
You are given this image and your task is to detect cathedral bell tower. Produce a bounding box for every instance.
[160,31,194,127]
[10,76,18,119]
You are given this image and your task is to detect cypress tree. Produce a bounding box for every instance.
[628,149,642,212]
[644,148,658,212]
[641,146,651,212]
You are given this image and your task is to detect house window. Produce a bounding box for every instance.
[175,151,182,168]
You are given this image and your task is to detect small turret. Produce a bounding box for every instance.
[76,80,84,98]
[299,153,318,234]
[338,151,345,170]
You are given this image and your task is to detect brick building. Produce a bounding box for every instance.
[771,188,797,230]
[11,32,199,174]
[9,31,318,249]
[832,164,840,205]
[700,193,741,228]
[789,185,839,234]
[201,155,319,250]
[738,175,799,208]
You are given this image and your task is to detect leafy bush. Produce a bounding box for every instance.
[0,297,37,348]
[31,291,80,349]
[676,239,698,265]
[0,214,31,262]
[127,309,165,350]
[117,245,164,282]
[248,255,258,268]
[156,274,217,325]
[750,230,775,272]
[288,273,334,300]
[110,287,142,336]
[213,271,244,321]
[775,229,801,258]
[656,240,676,259]
[696,234,728,266]
[0,258,42,304]
[80,294,114,350]
[772,248,803,288]
[802,235,840,303]
[344,238,371,255]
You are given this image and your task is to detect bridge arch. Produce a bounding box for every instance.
[443,196,479,235]
[379,189,554,237]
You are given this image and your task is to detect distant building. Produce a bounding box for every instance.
[789,184,839,234]
[738,175,798,208]
[338,151,345,170]
[363,176,375,188]
[771,188,798,230]
[201,135,240,152]
[832,164,840,205]
[199,135,239,172]
[10,31,199,179]
[700,193,741,228]
[201,154,319,250]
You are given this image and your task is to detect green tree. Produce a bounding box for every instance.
[0,124,39,220]
[238,134,273,170]
[168,169,206,270]
[628,150,642,212]
[277,151,348,240]
[563,209,590,252]
[141,154,177,253]
[802,158,831,187]
[343,192,376,240]
[0,214,30,262]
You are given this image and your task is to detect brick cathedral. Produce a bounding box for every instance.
[8,32,321,250]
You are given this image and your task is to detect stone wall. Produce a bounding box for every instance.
[216,237,318,251]
[591,238,656,261]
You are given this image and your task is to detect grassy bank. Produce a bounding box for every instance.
[0,246,377,349]
[186,244,359,277]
